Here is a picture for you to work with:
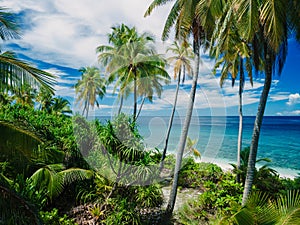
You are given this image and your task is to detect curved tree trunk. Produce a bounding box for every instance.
[82,100,87,117]
[86,102,90,119]
[136,97,145,120]
[160,69,181,172]
[237,58,244,183]
[182,65,186,84]
[118,95,124,115]
[242,53,272,205]
[133,73,137,120]
[166,45,200,215]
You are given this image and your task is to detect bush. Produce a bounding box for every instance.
[175,158,243,223]
[40,208,77,225]
[135,184,164,208]
[178,157,223,189]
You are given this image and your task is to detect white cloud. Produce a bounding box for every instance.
[2,0,173,68]
[276,110,300,116]
[287,93,300,106]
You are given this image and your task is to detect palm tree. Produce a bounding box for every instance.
[97,24,140,115]
[49,97,72,116]
[209,1,253,183]
[13,83,37,107]
[0,8,55,94]
[233,0,298,205]
[98,25,169,120]
[75,66,106,118]
[135,68,170,119]
[145,0,224,215]
[36,86,53,111]
[160,40,193,171]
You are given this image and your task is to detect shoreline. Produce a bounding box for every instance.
[199,156,299,179]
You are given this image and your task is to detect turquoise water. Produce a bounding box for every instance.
[135,116,300,172]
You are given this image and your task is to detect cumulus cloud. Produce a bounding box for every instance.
[287,93,300,106]
[2,0,173,68]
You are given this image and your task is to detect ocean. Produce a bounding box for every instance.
[134,116,300,176]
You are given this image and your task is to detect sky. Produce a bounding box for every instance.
[1,0,300,117]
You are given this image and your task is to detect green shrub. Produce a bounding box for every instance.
[135,184,164,208]
[177,172,243,224]
[40,208,77,225]
[103,198,141,225]
[178,157,223,188]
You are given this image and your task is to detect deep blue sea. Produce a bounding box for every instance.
[96,116,300,175]
[133,116,300,173]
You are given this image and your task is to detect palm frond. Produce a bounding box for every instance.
[0,7,20,40]
[0,51,56,93]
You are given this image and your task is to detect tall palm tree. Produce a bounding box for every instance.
[0,8,55,94]
[160,40,193,171]
[98,25,169,120]
[97,24,140,115]
[145,0,224,215]
[233,0,297,205]
[209,1,253,183]
[75,66,106,118]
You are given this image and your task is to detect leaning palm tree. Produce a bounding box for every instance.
[233,0,298,205]
[160,40,193,171]
[145,0,224,215]
[75,66,106,118]
[0,8,55,94]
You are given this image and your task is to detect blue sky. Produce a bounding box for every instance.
[2,0,300,117]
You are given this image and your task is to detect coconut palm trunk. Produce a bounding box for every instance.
[237,58,244,183]
[160,69,181,172]
[242,52,272,205]
[182,65,186,84]
[133,72,137,120]
[118,95,124,115]
[136,97,145,119]
[166,44,200,215]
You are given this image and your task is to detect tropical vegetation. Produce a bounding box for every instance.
[1,1,300,225]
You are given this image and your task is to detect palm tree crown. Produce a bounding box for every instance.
[97,24,169,119]
[75,66,106,118]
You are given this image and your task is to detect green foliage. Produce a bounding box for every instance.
[219,190,300,225]
[0,104,86,169]
[177,160,243,224]
[40,208,77,225]
[134,184,164,208]
[0,176,42,225]
[91,114,160,187]
[103,197,141,225]
[231,147,286,198]
[178,157,223,188]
